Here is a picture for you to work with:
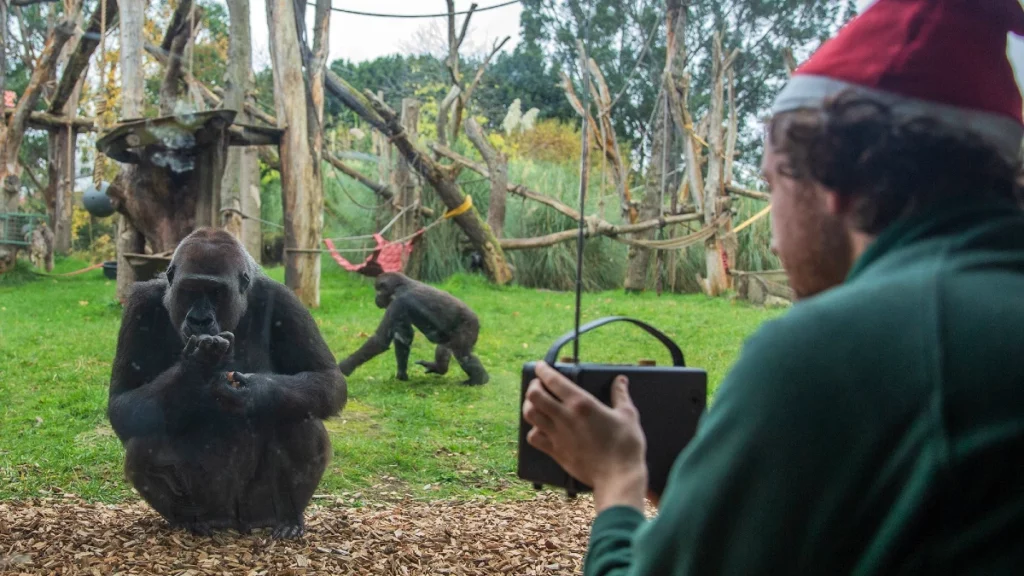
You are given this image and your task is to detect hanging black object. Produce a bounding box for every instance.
[83,181,115,218]
[516,6,708,499]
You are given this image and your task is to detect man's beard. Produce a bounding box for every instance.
[786,220,854,301]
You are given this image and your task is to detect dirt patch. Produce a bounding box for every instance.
[0,492,629,575]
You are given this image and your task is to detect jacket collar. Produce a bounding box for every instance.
[844,198,1023,283]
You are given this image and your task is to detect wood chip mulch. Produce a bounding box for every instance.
[0,492,642,575]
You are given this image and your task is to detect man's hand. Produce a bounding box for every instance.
[522,361,649,513]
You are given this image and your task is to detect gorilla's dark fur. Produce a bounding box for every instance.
[338,272,489,385]
[107,228,347,539]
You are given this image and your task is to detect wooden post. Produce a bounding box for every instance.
[240,79,263,260]
[220,0,252,245]
[392,98,423,278]
[116,0,145,302]
[267,0,324,307]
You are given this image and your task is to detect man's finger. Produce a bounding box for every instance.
[525,378,569,421]
[610,375,633,409]
[535,361,590,402]
[526,427,555,455]
[522,396,556,433]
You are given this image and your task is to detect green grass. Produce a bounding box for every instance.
[0,256,784,505]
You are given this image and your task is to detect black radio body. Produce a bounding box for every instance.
[517,317,708,498]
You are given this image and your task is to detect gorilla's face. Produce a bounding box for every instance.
[164,234,253,343]
[374,273,404,309]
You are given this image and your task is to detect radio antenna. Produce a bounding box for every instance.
[572,5,591,364]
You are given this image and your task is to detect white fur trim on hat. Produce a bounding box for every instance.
[772,75,1024,162]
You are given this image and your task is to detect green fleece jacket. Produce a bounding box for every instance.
[585,199,1024,576]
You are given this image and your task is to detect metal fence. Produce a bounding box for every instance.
[0,213,48,246]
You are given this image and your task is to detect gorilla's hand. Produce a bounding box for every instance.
[396,370,409,381]
[182,332,234,373]
[210,371,251,412]
[338,358,355,376]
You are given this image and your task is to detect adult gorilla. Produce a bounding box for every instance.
[107,228,346,539]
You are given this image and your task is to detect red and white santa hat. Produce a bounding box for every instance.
[772,0,1024,161]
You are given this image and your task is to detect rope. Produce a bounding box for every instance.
[291,196,468,255]
[733,204,771,234]
[442,195,473,219]
[92,0,108,190]
[218,207,284,229]
[615,214,729,250]
[30,262,104,277]
[327,162,389,211]
[314,0,519,18]
[325,201,418,243]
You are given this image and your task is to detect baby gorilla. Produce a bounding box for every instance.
[107,228,346,539]
[338,273,489,385]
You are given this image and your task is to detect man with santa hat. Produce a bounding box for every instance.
[523,0,1024,573]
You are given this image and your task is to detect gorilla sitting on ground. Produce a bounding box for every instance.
[338,272,489,385]
[107,228,347,539]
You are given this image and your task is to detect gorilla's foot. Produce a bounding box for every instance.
[178,520,214,537]
[271,521,305,539]
[396,371,409,381]
[415,360,448,375]
[459,357,489,386]
[461,370,489,386]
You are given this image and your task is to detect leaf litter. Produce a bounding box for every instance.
[0,491,634,575]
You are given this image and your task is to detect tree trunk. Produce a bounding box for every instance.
[393,98,423,278]
[624,0,684,293]
[464,117,507,239]
[241,143,262,258]
[116,0,146,302]
[159,0,199,116]
[267,0,324,306]
[1,17,75,208]
[46,10,87,255]
[220,0,252,246]
[623,89,670,293]
[701,34,730,297]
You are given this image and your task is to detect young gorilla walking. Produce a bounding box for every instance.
[107,228,347,539]
[338,272,489,385]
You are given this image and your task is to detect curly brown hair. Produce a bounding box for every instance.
[767,91,1023,234]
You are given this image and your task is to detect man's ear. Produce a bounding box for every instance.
[822,187,849,217]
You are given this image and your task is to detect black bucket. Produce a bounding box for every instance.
[102,260,117,280]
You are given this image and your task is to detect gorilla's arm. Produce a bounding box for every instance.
[107,281,209,440]
[231,281,347,422]
[338,300,408,376]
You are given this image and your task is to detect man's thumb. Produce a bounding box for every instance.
[611,376,632,408]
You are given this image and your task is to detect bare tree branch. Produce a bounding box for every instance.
[49,0,118,113]
[323,150,394,201]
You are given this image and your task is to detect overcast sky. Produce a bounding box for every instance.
[241,0,1024,89]
[246,1,523,68]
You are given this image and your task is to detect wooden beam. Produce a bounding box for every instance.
[501,213,702,251]
[726,183,770,202]
[4,109,96,131]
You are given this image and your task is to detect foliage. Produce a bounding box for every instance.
[520,0,856,168]
[0,259,783,502]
